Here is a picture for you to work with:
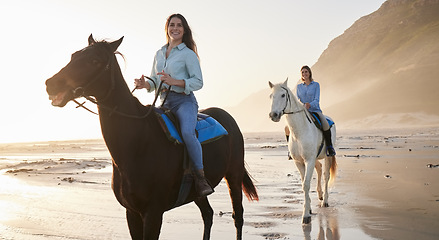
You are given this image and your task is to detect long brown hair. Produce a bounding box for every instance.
[165,14,198,57]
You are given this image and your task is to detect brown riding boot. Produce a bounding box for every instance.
[193,169,214,198]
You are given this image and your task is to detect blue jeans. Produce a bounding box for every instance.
[313,112,329,131]
[162,92,203,170]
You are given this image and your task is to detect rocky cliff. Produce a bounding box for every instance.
[314,0,439,122]
[227,0,439,132]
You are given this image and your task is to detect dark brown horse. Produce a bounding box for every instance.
[45,35,258,240]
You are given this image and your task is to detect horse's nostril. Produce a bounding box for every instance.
[269,112,278,119]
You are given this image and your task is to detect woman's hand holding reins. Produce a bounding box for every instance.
[134,75,150,90]
[304,103,311,109]
[158,70,185,88]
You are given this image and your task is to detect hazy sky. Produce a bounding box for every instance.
[0,0,385,143]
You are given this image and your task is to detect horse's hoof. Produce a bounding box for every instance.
[322,202,329,207]
[302,216,311,224]
[319,197,323,201]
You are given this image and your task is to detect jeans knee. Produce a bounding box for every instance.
[181,130,196,141]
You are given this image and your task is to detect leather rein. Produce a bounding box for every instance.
[281,86,311,123]
[72,50,164,119]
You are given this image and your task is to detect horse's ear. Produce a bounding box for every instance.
[269,81,274,88]
[283,78,288,86]
[110,36,124,53]
[88,34,96,46]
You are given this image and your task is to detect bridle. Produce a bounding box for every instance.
[72,47,116,104]
[280,86,305,115]
[279,86,312,123]
[69,45,116,115]
[71,47,163,119]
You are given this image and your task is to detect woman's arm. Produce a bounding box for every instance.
[309,82,321,109]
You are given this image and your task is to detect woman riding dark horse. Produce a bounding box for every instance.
[45,34,258,240]
[134,14,212,198]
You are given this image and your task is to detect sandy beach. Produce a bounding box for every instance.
[0,127,438,240]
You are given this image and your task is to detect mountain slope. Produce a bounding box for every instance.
[228,0,439,132]
[313,0,439,121]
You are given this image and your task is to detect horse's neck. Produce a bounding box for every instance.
[286,113,312,135]
[97,61,139,113]
[285,93,314,137]
[98,83,134,110]
[96,71,153,146]
[97,89,157,169]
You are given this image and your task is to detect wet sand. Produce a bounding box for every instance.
[0,128,438,239]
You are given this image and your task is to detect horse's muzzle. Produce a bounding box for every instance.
[269,112,282,122]
[45,76,73,107]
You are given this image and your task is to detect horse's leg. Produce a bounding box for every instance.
[293,158,306,212]
[194,197,214,240]
[142,210,164,240]
[225,176,245,240]
[302,159,316,224]
[126,209,143,240]
[293,159,305,182]
[315,161,323,201]
[322,156,332,207]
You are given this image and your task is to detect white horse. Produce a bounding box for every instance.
[268,79,337,224]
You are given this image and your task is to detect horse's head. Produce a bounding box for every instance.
[45,34,123,107]
[268,78,290,122]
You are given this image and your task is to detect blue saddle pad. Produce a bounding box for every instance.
[311,112,335,129]
[155,108,228,144]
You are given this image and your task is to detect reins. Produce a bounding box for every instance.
[76,81,165,119]
[280,86,312,123]
[72,48,165,119]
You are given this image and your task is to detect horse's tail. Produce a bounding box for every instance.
[242,166,259,201]
[329,156,337,187]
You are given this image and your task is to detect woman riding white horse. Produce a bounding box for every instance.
[297,65,336,156]
[269,78,337,224]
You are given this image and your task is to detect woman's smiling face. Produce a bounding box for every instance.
[167,17,184,42]
[301,69,310,80]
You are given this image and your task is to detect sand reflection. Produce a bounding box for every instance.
[0,128,437,239]
[302,209,340,240]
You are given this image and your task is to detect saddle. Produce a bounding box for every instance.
[153,107,228,207]
[154,107,228,144]
[310,112,335,131]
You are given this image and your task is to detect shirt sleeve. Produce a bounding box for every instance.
[147,59,156,93]
[309,82,320,110]
[182,51,203,95]
[296,84,304,104]
[147,51,161,93]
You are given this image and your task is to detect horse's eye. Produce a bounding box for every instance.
[281,94,286,98]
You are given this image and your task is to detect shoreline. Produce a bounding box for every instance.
[0,127,438,239]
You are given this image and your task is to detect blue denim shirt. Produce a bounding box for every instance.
[296,81,322,113]
[147,43,203,95]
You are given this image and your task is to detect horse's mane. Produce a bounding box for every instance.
[273,81,311,117]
